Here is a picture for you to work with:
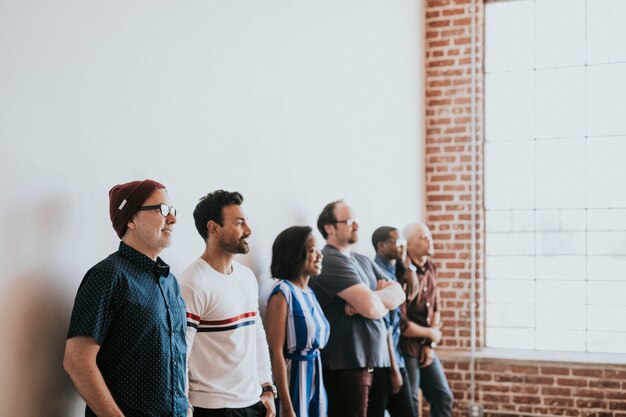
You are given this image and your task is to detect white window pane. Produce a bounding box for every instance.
[485,0,626,355]
[588,231,626,256]
[588,65,626,137]
[487,327,535,350]
[587,0,612,64]
[486,210,511,232]
[587,256,626,281]
[588,331,626,353]
[535,68,586,139]
[536,305,586,330]
[485,0,534,72]
[486,256,535,280]
[536,138,586,208]
[535,0,586,68]
[608,0,626,61]
[560,210,585,231]
[487,303,535,328]
[486,232,534,256]
[609,209,626,231]
[536,210,559,231]
[587,65,612,136]
[608,64,626,135]
[512,210,534,232]
[485,141,534,209]
[588,137,626,208]
[536,256,586,281]
[487,280,535,304]
[485,71,534,141]
[587,281,626,306]
[536,280,585,305]
[587,209,626,232]
[536,329,586,352]
[588,0,626,64]
[588,306,626,331]
[587,209,611,231]
[535,231,586,256]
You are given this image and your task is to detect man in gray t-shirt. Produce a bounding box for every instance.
[309,200,405,417]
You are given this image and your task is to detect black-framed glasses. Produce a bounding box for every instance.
[334,218,358,226]
[137,204,177,218]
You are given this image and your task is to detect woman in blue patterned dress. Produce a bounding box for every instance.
[266,226,330,417]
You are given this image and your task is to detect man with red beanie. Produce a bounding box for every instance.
[64,179,188,417]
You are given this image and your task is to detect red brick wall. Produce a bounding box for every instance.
[424,1,626,416]
[439,353,626,417]
[425,0,484,352]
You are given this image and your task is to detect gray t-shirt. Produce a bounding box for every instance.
[309,244,390,369]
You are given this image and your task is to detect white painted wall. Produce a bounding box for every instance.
[0,1,424,415]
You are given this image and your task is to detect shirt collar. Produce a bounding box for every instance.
[374,254,395,277]
[119,242,171,278]
[413,259,431,275]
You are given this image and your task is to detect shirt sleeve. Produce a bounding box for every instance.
[399,299,410,334]
[313,252,363,298]
[67,265,116,345]
[370,259,391,282]
[255,309,273,385]
[431,263,442,313]
[180,282,201,395]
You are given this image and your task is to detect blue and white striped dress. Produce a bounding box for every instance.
[269,279,330,417]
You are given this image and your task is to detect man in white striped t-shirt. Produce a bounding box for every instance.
[180,190,276,417]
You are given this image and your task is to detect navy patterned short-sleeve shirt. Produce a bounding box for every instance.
[68,242,187,417]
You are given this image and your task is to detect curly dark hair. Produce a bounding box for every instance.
[193,190,244,241]
[316,200,341,239]
[270,226,313,281]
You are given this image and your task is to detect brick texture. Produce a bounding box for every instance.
[425,0,484,353]
[438,354,626,417]
[423,1,626,416]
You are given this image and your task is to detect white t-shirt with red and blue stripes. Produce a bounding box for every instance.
[180,258,272,409]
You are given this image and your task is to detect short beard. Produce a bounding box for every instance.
[220,236,249,254]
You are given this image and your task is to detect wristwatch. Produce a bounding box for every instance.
[408,264,417,272]
[430,341,438,349]
[261,384,278,399]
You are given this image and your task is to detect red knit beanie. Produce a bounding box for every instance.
[109,179,166,238]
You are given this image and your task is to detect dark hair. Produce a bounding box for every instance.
[271,226,313,281]
[193,190,244,240]
[372,226,397,252]
[316,200,341,239]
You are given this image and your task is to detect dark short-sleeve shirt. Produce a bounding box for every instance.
[67,242,187,417]
[374,254,405,369]
[309,245,390,370]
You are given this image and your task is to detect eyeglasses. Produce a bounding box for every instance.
[334,218,358,226]
[137,204,177,218]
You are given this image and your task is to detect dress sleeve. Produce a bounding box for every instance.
[67,265,116,345]
[267,280,290,306]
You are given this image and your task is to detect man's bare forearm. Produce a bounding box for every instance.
[64,338,124,417]
[375,281,405,309]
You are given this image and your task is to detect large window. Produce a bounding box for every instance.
[484,0,626,354]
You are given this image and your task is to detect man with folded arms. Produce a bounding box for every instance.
[310,201,405,417]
